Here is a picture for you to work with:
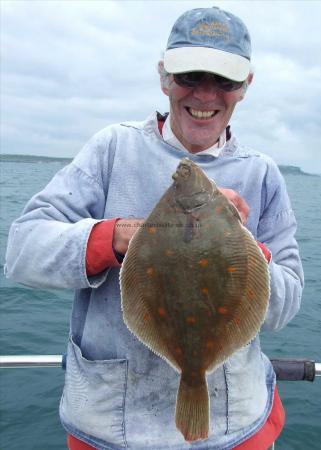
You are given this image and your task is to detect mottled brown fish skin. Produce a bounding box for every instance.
[120,158,270,442]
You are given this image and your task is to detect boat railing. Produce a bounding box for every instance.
[0,355,320,381]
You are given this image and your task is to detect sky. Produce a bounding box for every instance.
[1,0,321,174]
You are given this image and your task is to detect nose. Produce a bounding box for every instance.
[192,79,220,102]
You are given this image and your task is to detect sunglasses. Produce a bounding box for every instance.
[173,72,244,92]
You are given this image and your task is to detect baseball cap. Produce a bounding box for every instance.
[164,7,251,82]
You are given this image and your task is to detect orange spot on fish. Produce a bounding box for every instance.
[186,315,196,325]
[218,306,228,315]
[174,346,183,355]
[198,258,209,267]
[206,340,215,349]
[233,317,241,325]
[201,287,209,295]
[247,289,255,300]
[165,249,174,257]
[158,307,166,317]
[148,227,157,234]
[146,267,155,276]
[143,313,150,322]
[227,266,236,273]
[215,206,223,214]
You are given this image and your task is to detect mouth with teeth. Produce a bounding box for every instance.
[186,107,218,120]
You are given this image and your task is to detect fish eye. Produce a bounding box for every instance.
[178,165,191,178]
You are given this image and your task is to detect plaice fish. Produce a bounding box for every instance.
[120,158,270,442]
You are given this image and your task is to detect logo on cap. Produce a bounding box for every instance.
[192,21,230,41]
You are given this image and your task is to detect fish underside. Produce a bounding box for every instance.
[120,158,270,442]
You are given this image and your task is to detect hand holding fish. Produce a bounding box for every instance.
[113,218,145,254]
[219,188,249,224]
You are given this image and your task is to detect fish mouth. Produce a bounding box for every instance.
[185,107,219,120]
[173,158,197,181]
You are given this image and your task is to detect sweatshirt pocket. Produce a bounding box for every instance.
[60,336,128,448]
[224,337,267,433]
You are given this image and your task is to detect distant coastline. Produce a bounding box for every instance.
[0,154,72,164]
[278,165,317,176]
[0,153,319,177]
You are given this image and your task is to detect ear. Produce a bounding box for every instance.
[161,83,169,96]
[158,60,170,96]
[238,71,254,101]
[247,72,254,86]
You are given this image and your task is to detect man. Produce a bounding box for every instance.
[5,6,303,450]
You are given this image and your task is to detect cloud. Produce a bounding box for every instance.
[1,0,321,173]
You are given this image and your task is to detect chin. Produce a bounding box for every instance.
[184,134,219,152]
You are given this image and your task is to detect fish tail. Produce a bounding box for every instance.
[175,374,209,442]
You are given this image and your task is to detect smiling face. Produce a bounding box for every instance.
[161,72,252,153]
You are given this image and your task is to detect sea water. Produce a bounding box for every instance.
[0,155,320,449]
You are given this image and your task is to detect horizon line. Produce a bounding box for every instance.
[0,153,319,177]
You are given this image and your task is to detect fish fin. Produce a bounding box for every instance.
[206,225,270,373]
[226,199,242,222]
[175,375,209,442]
[120,231,181,373]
